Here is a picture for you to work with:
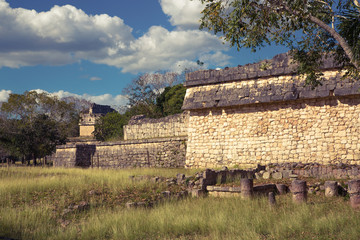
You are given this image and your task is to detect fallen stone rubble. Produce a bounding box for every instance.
[60,163,360,214]
[127,163,360,209]
[129,163,360,198]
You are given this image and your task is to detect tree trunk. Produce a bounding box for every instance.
[309,15,359,70]
[33,154,37,166]
[279,2,359,70]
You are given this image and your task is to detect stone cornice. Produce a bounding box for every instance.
[185,52,341,88]
[182,53,360,111]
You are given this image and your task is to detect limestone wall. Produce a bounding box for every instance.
[124,113,188,140]
[186,96,360,168]
[183,53,360,168]
[51,137,186,168]
[79,125,95,137]
[52,147,77,167]
[52,112,188,169]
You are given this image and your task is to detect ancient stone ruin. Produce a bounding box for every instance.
[79,103,115,137]
[183,52,360,168]
[51,113,188,168]
[51,52,360,169]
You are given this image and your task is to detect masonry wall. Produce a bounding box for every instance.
[186,96,360,168]
[51,137,187,168]
[183,53,360,168]
[79,125,95,137]
[94,138,186,168]
[53,110,188,168]
[124,113,188,140]
[52,147,77,167]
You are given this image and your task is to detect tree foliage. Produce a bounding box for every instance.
[94,83,186,141]
[93,112,128,141]
[123,71,184,118]
[1,91,81,138]
[156,84,187,116]
[199,0,360,86]
[0,91,82,164]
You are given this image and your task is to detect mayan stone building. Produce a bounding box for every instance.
[79,103,115,137]
[51,113,188,168]
[182,53,360,168]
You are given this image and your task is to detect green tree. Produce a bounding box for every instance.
[0,91,79,165]
[94,84,187,142]
[123,71,183,118]
[1,91,80,138]
[198,0,360,86]
[61,96,92,137]
[156,84,186,116]
[0,118,23,161]
[93,112,129,141]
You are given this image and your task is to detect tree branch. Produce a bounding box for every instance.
[309,14,359,70]
[354,0,360,14]
[314,0,335,29]
[354,0,360,8]
[276,0,359,70]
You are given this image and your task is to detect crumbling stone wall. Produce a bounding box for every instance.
[94,138,186,168]
[52,146,77,167]
[183,53,360,168]
[53,110,188,168]
[51,137,186,168]
[124,112,188,140]
[79,103,115,137]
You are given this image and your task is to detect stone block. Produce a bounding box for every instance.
[291,180,307,203]
[276,184,288,194]
[268,192,276,206]
[262,171,271,179]
[176,173,185,184]
[283,92,298,101]
[325,181,338,197]
[241,179,253,199]
[191,189,206,198]
[348,180,360,209]
[282,170,293,178]
[299,90,317,99]
[125,202,137,209]
[334,88,356,96]
[272,172,283,179]
[254,184,277,196]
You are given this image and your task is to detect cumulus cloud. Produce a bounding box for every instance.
[98,26,228,73]
[199,51,232,67]
[31,89,128,107]
[0,0,230,73]
[159,0,204,29]
[0,89,11,102]
[0,0,133,68]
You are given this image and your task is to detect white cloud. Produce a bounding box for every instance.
[0,1,133,68]
[90,76,102,81]
[159,0,204,30]
[199,51,232,67]
[0,89,11,102]
[31,89,128,107]
[97,26,228,73]
[0,0,230,73]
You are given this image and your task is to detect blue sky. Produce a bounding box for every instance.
[0,0,288,107]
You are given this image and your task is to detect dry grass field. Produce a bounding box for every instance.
[1,167,360,240]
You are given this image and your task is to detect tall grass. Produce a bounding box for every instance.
[1,167,360,240]
[49,196,360,240]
